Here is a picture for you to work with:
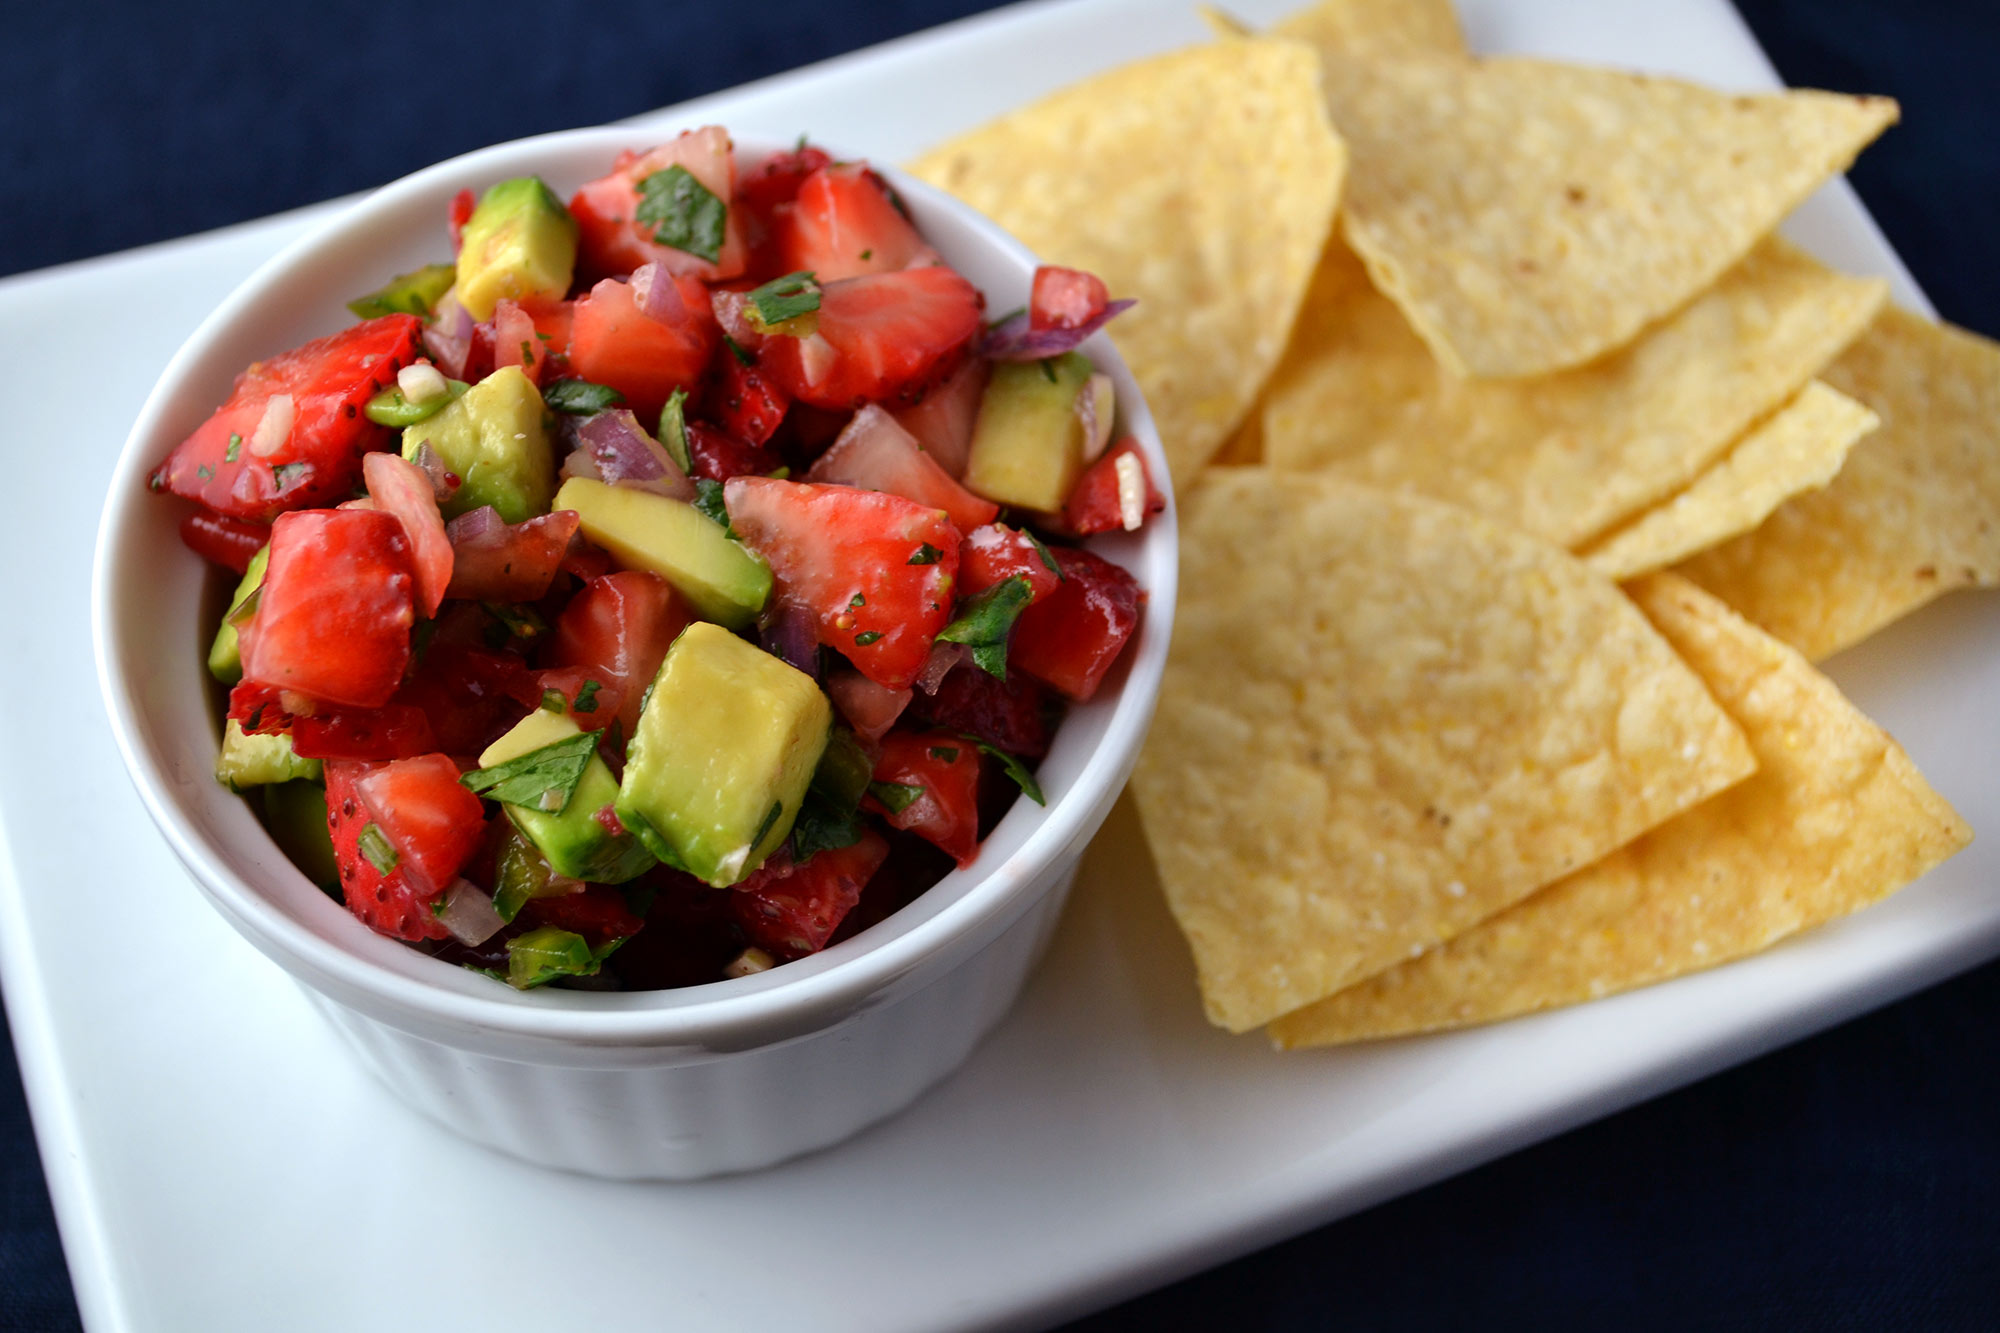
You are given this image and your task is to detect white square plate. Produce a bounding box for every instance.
[2,1,1991,1329]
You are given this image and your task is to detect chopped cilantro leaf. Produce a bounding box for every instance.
[543,379,625,415]
[634,165,727,264]
[519,340,535,365]
[853,630,883,646]
[1025,529,1064,579]
[540,688,567,713]
[746,270,822,330]
[572,679,601,714]
[1040,358,1058,384]
[849,593,866,608]
[459,731,599,814]
[750,799,786,851]
[791,795,863,861]
[969,738,1045,806]
[692,478,736,535]
[195,464,214,480]
[225,432,242,463]
[868,781,926,814]
[859,248,873,261]
[928,745,961,763]
[722,334,755,367]
[272,461,308,489]
[935,576,1034,678]
[908,543,942,566]
[483,602,548,640]
[358,823,401,875]
[658,387,691,472]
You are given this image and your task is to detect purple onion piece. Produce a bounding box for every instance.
[444,505,506,545]
[574,409,695,500]
[408,441,461,502]
[434,879,506,947]
[631,262,690,325]
[914,641,968,696]
[760,600,822,680]
[979,299,1136,362]
[422,291,476,379]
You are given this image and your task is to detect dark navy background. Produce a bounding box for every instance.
[5,2,1996,1327]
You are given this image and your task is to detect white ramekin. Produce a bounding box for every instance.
[92,126,1176,1179]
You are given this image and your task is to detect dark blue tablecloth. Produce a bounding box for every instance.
[5,2,1995,1328]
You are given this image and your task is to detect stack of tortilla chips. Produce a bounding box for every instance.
[908,0,1995,1044]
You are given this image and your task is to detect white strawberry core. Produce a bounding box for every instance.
[1115,452,1146,532]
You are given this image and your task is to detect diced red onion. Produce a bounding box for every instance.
[445,508,580,602]
[759,599,821,679]
[575,409,695,500]
[423,289,476,379]
[444,505,504,544]
[408,441,462,502]
[710,289,765,352]
[914,641,968,696]
[631,262,690,324]
[980,299,1136,362]
[434,879,506,947]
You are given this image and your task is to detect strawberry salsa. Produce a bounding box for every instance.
[152,128,1160,992]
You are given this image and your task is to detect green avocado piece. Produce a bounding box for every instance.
[962,352,1095,513]
[555,477,771,629]
[216,719,321,792]
[455,177,577,322]
[506,925,609,990]
[365,376,469,428]
[402,366,555,523]
[615,622,831,887]
[207,544,270,685]
[347,262,458,321]
[477,708,655,884]
[262,780,339,893]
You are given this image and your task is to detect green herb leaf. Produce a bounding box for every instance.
[935,576,1034,679]
[869,781,926,814]
[750,798,786,851]
[722,334,755,367]
[272,461,308,490]
[928,745,962,763]
[572,679,601,714]
[483,602,548,641]
[459,731,600,814]
[225,433,242,463]
[790,795,863,861]
[907,543,942,566]
[195,464,215,480]
[809,725,875,811]
[692,478,737,536]
[853,630,883,646]
[635,165,727,264]
[745,270,822,330]
[506,926,600,990]
[849,593,866,608]
[1024,529,1064,579]
[970,738,1046,806]
[1040,358,1058,384]
[658,387,691,472]
[358,823,401,875]
[540,688,567,713]
[543,379,625,415]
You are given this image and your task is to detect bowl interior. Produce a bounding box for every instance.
[95,124,1177,1045]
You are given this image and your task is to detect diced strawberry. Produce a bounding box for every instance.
[707,353,790,447]
[520,883,645,950]
[959,523,1063,605]
[724,477,960,690]
[532,666,622,732]
[227,680,293,736]
[731,829,889,959]
[492,299,552,383]
[908,664,1054,760]
[776,163,936,283]
[178,511,269,573]
[889,357,987,479]
[391,642,535,759]
[758,267,983,411]
[1009,547,1142,702]
[149,315,423,521]
[865,730,982,868]
[362,451,452,617]
[548,570,692,736]
[1064,439,1164,535]
[738,145,834,216]
[1030,265,1111,331]
[240,509,416,709]
[566,275,718,422]
[444,508,580,603]
[804,404,998,530]
[352,753,487,895]
[826,668,911,743]
[687,419,781,482]
[569,127,748,283]
[291,703,437,762]
[324,760,451,942]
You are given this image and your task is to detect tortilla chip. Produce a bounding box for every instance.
[1580,382,1877,581]
[1271,0,1466,54]
[1321,52,1898,376]
[1262,237,1887,545]
[1271,574,1971,1046]
[1677,308,2000,659]
[1131,473,1756,1032]
[1196,4,1254,39]
[1209,414,1265,467]
[907,40,1346,486]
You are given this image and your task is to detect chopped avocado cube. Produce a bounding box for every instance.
[365,376,469,428]
[455,177,578,322]
[962,352,1095,512]
[216,719,322,792]
[207,544,270,684]
[615,622,831,887]
[402,366,555,523]
[491,825,564,923]
[262,780,338,893]
[556,477,771,629]
[346,262,458,321]
[506,925,602,989]
[477,708,655,884]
